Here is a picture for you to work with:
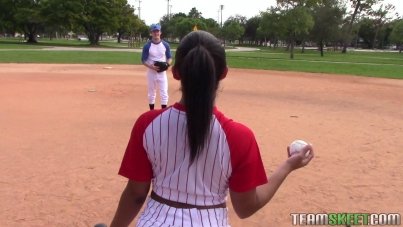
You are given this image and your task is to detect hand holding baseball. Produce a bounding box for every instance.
[285,140,314,171]
[288,140,310,157]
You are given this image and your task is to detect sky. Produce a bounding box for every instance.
[127,0,401,26]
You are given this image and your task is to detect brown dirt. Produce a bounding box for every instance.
[1,64,402,227]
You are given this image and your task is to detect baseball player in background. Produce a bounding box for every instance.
[110,31,314,227]
[141,24,172,110]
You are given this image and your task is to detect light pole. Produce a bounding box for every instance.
[220,5,225,46]
[137,0,142,20]
[220,5,224,27]
[167,0,170,18]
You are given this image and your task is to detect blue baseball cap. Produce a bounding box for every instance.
[150,24,161,31]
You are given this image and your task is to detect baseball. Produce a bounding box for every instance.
[289,139,310,156]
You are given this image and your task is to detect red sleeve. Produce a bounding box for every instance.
[118,111,161,181]
[224,121,268,192]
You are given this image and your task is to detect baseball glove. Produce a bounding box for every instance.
[154,61,170,73]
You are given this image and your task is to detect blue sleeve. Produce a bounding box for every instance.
[141,41,151,63]
[162,41,172,59]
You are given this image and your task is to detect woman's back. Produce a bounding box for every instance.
[132,102,266,206]
[144,103,231,206]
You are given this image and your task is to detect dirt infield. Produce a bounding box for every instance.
[1,64,402,227]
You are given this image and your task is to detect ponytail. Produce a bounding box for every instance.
[180,46,217,162]
[174,31,227,163]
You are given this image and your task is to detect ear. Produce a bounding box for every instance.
[219,66,228,80]
[172,66,180,80]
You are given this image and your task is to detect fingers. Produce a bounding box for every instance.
[300,144,314,166]
[150,64,159,71]
[286,143,314,170]
[288,144,312,157]
[302,144,313,157]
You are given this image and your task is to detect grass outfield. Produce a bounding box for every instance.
[0,39,402,79]
[227,50,403,79]
[0,50,140,64]
[0,38,134,48]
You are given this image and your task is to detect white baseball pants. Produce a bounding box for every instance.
[147,70,168,105]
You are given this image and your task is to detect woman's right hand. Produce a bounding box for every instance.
[285,144,314,171]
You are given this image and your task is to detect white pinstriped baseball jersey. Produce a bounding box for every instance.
[119,102,268,226]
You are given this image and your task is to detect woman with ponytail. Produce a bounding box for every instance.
[111,31,314,227]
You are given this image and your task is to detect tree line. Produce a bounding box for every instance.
[0,0,148,44]
[1,0,402,56]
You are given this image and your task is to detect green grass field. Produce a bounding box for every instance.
[227,50,403,79]
[0,37,134,48]
[1,38,402,79]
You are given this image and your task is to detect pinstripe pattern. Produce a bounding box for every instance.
[143,107,232,206]
[137,198,229,227]
[139,105,232,226]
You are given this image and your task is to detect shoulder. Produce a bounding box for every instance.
[214,108,267,190]
[214,108,259,158]
[142,40,152,49]
[161,40,171,48]
[214,109,255,139]
[131,109,168,135]
[135,109,166,129]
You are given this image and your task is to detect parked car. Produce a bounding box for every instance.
[77,36,89,41]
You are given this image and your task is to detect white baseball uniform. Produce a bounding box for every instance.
[119,103,268,226]
[141,40,172,106]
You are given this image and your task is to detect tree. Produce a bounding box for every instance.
[368,3,395,49]
[221,19,245,44]
[202,18,220,37]
[310,0,344,56]
[173,17,207,40]
[188,7,203,19]
[341,0,379,53]
[390,20,403,53]
[259,7,284,48]
[161,9,220,41]
[160,13,187,40]
[76,0,119,45]
[277,0,320,9]
[13,0,44,43]
[282,6,314,59]
[244,16,261,45]
[225,15,247,44]
[357,17,376,48]
[378,20,395,49]
[0,0,16,35]
[40,0,81,39]
[115,2,143,43]
[277,0,317,58]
